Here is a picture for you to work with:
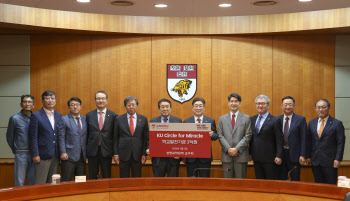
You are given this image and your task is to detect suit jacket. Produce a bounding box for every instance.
[249,113,283,163]
[276,113,308,162]
[29,108,62,160]
[86,109,118,158]
[308,116,345,167]
[149,115,182,166]
[218,112,252,163]
[183,116,218,163]
[57,114,87,162]
[113,113,149,162]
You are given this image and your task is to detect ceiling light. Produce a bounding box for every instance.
[299,0,312,2]
[155,4,167,8]
[77,0,90,2]
[219,3,232,7]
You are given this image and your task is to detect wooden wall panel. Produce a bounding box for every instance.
[31,35,92,115]
[90,36,152,117]
[271,35,336,122]
[151,36,212,119]
[211,36,273,160]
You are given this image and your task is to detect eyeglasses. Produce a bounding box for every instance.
[69,104,81,107]
[22,101,33,104]
[96,98,107,101]
[316,106,328,110]
[256,103,267,106]
[44,97,56,101]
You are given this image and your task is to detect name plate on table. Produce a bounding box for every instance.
[149,123,211,158]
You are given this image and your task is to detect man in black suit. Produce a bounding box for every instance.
[249,94,283,180]
[183,97,217,177]
[307,98,345,184]
[147,98,182,177]
[276,96,308,181]
[113,96,149,178]
[86,91,118,179]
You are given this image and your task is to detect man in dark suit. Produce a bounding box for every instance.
[276,96,308,181]
[307,98,345,184]
[58,97,87,181]
[86,91,117,179]
[183,97,217,177]
[218,93,252,178]
[29,90,62,184]
[113,96,149,178]
[147,98,182,177]
[249,94,283,180]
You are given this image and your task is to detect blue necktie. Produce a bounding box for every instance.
[255,115,262,134]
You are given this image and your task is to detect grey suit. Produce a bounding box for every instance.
[149,115,182,177]
[57,114,87,181]
[218,111,252,178]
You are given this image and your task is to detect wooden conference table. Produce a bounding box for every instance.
[0,178,349,201]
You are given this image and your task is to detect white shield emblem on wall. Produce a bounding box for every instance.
[167,64,197,104]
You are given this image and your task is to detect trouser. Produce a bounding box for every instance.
[279,149,300,181]
[61,152,86,181]
[119,154,142,178]
[222,161,247,178]
[88,146,111,179]
[186,159,211,178]
[34,153,59,184]
[312,165,338,184]
[14,151,35,186]
[153,157,180,177]
[253,161,277,180]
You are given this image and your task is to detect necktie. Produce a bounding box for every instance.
[164,118,168,123]
[98,112,104,130]
[255,115,262,134]
[232,114,236,130]
[284,117,289,147]
[319,119,324,138]
[197,118,201,123]
[130,115,134,135]
[76,116,82,135]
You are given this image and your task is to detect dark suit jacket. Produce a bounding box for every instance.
[113,113,149,162]
[276,113,308,162]
[57,114,87,162]
[249,113,283,163]
[183,116,218,163]
[149,115,182,166]
[29,108,62,160]
[86,109,118,158]
[308,116,345,167]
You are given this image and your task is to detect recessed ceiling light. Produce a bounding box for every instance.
[299,0,312,2]
[77,0,90,3]
[219,3,232,8]
[253,1,277,6]
[155,4,167,8]
[111,1,135,6]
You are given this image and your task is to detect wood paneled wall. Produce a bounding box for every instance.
[30,35,336,162]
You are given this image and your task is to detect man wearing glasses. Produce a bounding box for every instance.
[29,90,62,184]
[58,97,87,181]
[114,96,149,178]
[86,91,118,179]
[307,99,345,184]
[6,95,35,186]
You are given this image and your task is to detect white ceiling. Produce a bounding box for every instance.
[1,0,350,17]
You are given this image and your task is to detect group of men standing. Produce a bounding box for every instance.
[6,91,345,186]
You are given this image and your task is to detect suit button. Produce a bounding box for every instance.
[53,141,55,143]
[54,134,55,135]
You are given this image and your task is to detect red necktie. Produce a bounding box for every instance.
[197,118,201,123]
[232,114,236,130]
[130,115,134,135]
[98,112,103,145]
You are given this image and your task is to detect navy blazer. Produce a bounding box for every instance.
[308,116,345,167]
[57,114,87,162]
[249,113,283,163]
[183,116,218,163]
[149,115,182,166]
[276,113,308,162]
[114,113,149,162]
[29,108,62,160]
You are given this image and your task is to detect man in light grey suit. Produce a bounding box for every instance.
[147,98,182,177]
[218,93,252,178]
[58,97,87,181]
